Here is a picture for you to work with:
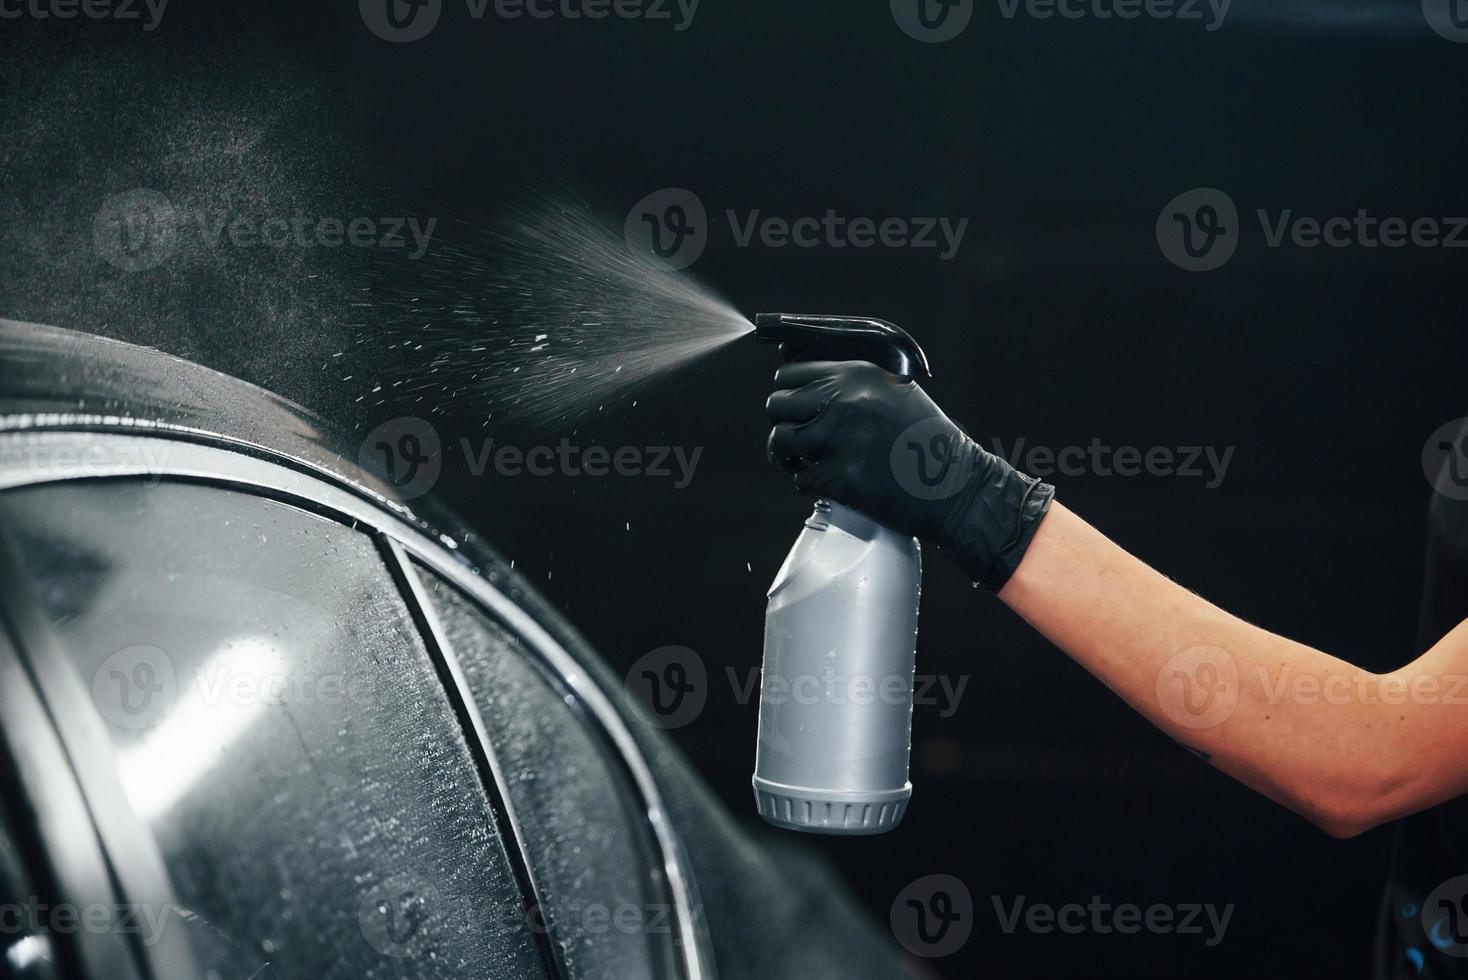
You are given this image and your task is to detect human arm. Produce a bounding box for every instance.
[1000,501,1468,838]
[766,360,1468,838]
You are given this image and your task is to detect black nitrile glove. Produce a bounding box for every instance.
[766,360,1054,591]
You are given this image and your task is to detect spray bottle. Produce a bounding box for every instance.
[751,313,930,835]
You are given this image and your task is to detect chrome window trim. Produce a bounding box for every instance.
[0,429,714,980]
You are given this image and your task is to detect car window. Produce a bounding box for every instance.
[0,480,550,980]
[414,566,682,980]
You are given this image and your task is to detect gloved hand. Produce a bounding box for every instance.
[766,360,1054,590]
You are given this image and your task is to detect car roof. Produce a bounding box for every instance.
[0,317,513,570]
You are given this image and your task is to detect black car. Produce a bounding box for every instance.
[0,319,913,980]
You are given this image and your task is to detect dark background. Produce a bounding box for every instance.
[3,2,1467,976]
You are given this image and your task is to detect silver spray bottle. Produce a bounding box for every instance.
[751,313,930,835]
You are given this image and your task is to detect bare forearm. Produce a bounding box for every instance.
[997,502,1463,838]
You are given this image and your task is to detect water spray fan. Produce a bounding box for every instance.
[751,313,930,835]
